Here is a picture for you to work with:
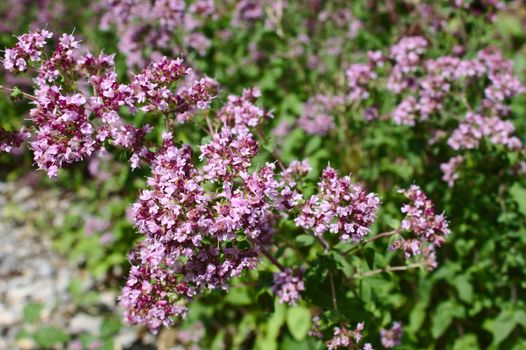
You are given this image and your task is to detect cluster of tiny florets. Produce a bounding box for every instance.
[0,127,30,153]
[4,29,52,72]
[448,112,522,151]
[298,95,343,135]
[380,322,403,348]
[327,323,373,350]
[440,156,464,187]
[217,87,271,135]
[272,268,305,306]
[296,167,380,242]
[390,185,449,268]
[3,30,216,176]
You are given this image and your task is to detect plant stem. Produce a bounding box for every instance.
[329,271,338,310]
[255,128,286,171]
[315,234,330,252]
[0,85,37,101]
[248,237,286,272]
[343,229,399,255]
[356,262,424,278]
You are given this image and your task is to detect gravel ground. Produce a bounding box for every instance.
[0,182,159,350]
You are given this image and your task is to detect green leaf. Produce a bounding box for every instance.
[483,309,518,346]
[453,334,479,350]
[225,286,252,306]
[431,301,464,339]
[286,306,311,341]
[408,303,426,335]
[453,275,473,303]
[100,318,122,338]
[255,301,286,350]
[495,13,524,37]
[10,87,23,102]
[33,326,70,348]
[515,310,526,327]
[510,183,526,217]
[233,314,256,347]
[22,303,44,324]
[305,136,322,155]
[295,234,315,247]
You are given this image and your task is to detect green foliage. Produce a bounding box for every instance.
[33,326,70,348]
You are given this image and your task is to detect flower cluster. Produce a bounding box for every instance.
[332,34,525,186]
[200,128,258,182]
[99,0,216,67]
[131,57,217,119]
[3,29,216,175]
[296,167,380,242]
[448,112,522,151]
[3,29,52,72]
[440,156,464,187]
[217,88,271,135]
[298,95,343,136]
[327,323,373,350]
[380,322,403,348]
[0,127,29,153]
[119,245,190,331]
[388,36,428,93]
[272,268,305,306]
[0,0,61,34]
[119,84,289,329]
[346,63,377,102]
[30,89,97,177]
[386,43,524,129]
[124,134,268,329]
[391,185,449,268]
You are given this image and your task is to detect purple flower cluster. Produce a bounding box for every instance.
[387,43,524,127]
[124,134,269,329]
[327,323,372,350]
[0,0,60,34]
[272,268,305,305]
[391,96,419,126]
[448,112,522,151]
[346,64,377,102]
[120,86,289,329]
[391,185,449,268]
[200,128,258,182]
[4,29,52,72]
[380,322,403,348]
[296,167,380,242]
[231,0,264,27]
[440,156,464,187]
[399,185,449,245]
[217,88,271,135]
[0,127,30,153]
[2,30,216,176]
[388,36,428,93]
[119,245,190,331]
[100,0,216,67]
[131,57,216,118]
[298,95,343,135]
[30,89,97,177]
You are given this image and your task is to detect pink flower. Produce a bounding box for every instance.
[296,167,380,242]
[272,268,305,305]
